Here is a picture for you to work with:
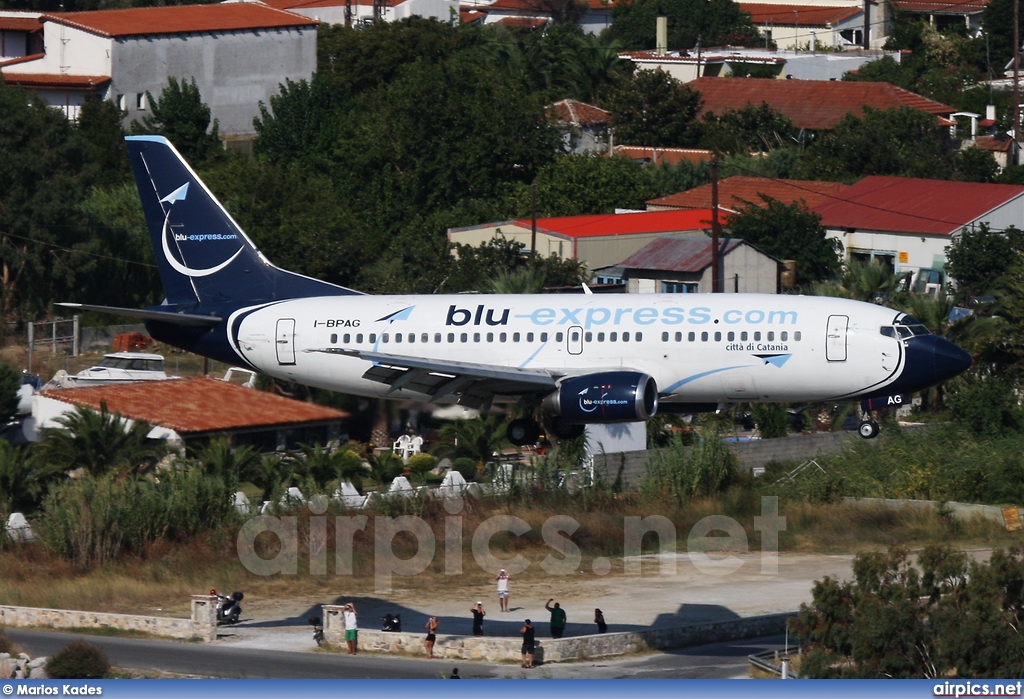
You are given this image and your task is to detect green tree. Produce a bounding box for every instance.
[605,0,761,51]
[193,437,259,485]
[0,362,21,425]
[725,198,842,285]
[35,402,164,478]
[0,79,87,319]
[944,223,1024,302]
[528,152,651,215]
[955,147,999,183]
[602,69,703,148]
[0,441,59,517]
[131,77,221,166]
[253,74,344,171]
[699,103,798,155]
[431,415,510,473]
[797,107,958,182]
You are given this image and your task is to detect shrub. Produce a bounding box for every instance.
[406,452,437,478]
[451,457,476,481]
[46,640,110,679]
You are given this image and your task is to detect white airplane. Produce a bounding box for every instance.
[61,136,972,442]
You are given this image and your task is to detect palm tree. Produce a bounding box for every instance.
[0,441,60,517]
[193,437,259,487]
[293,442,367,491]
[35,402,165,478]
[431,414,510,474]
[487,266,549,294]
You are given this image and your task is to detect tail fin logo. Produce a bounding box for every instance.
[159,182,244,278]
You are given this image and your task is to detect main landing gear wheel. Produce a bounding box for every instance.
[858,420,880,439]
[507,418,541,446]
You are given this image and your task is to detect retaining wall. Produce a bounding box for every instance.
[0,594,217,642]
[322,604,789,663]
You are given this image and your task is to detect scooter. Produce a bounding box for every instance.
[309,616,324,646]
[214,590,244,625]
[381,613,401,632]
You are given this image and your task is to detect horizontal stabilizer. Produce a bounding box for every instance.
[56,302,222,327]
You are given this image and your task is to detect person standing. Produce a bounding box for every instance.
[594,608,607,634]
[520,619,535,668]
[470,601,485,636]
[450,668,461,679]
[425,616,438,659]
[343,602,358,655]
[545,599,566,639]
[496,569,510,612]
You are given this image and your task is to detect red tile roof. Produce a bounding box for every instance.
[41,376,348,435]
[812,176,1024,235]
[689,77,955,130]
[43,4,317,39]
[2,72,109,88]
[611,145,715,165]
[0,15,43,31]
[548,99,611,126]
[739,3,862,26]
[973,135,1015,153]
[495,16,547,27]
[512,209,716,238]
[618,237,748,272]
[262,0,402,8]
[648,176,848,211]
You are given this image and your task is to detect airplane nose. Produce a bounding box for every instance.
[898,335,972,393]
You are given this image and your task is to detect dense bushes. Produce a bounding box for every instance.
[45,640,110,679]
[39,468,238,566]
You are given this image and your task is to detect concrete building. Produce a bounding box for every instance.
[594,236,781,294]
[259,0,459,27]
[448,209,717,277]
[812,176,1024,293]
[1,4,317,141]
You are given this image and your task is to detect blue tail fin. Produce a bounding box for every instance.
[126,135,357,309]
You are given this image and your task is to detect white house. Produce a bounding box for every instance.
[1,4,317,140]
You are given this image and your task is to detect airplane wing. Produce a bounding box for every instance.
[308,347,564,409]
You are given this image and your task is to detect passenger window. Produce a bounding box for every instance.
[767,332,774,341]
[701,332,708,341]
[500,333,507,342]
[394,334,402,343]
[447,333,455,343]
[356,334,363,343]
[473,333,481,342]
[688,332,695,342]
[382,333,390,343]
[332,334,339,344]
[727,332,735,341]
[623,332,630,342]
[369,333,377,343]
[585,332,592,342]
[556,332,564,342]
[754,332,761,341]
[527,333,534,342]
[610,332,618,342]
[513,332,521,342]
[662,332,669,342]
[597,332,605,342]
[636,332,642,341]
[741,332,748,341]
[486,333,494,342]
[781,332,788,341]
[460,333,468,343]
[794,331,801,341]
[714,332,721,342]
[434,333,441,342]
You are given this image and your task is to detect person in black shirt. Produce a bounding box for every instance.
[470,601,485,636]
[594,608,608,634]
[520,619,536,668]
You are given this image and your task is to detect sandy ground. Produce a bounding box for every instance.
[213,551,862,656]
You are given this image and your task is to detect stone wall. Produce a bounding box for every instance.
[595,430,873,487]
[0,594,217,642]
[322,604,789,663]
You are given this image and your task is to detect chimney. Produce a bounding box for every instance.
[656,16,667,56]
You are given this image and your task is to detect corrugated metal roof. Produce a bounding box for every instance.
[689,77,955,130]
[812,175,1024,235]
[40,376,348,435]
[740,3,862,26]
[43,4,318,39]
[618,236,745,272]
[512,209,716,238]
[648,176,848,211]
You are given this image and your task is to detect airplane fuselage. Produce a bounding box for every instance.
[196,292,921,406]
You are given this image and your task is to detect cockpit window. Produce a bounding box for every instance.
[881,316,932,339]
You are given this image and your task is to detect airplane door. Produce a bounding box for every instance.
[276,318,296,366]
[567,325,583,355]
[826,315,848,362]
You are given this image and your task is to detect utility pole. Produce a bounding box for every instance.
[1015,0,1021,157]
[711,157,721,293]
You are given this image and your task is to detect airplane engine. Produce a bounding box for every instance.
[541,371,658,424]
